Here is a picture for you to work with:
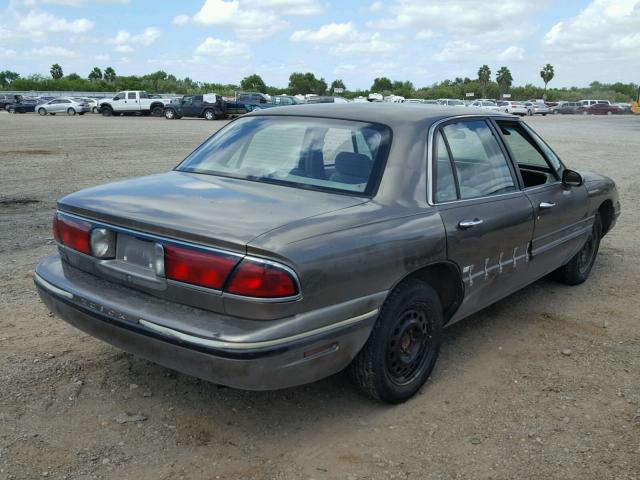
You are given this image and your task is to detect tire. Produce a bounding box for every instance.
[67,108,76,116]
[101,106,113,117]
[348,279,443,404]
[542,113,547,116]
[204,109,215,120]
[92,107,98,114]
[38,108,47,116]
[553,214,602,285]
[151,105,163,117]
[164,109,176,120]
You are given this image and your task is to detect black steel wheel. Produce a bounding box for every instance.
[553,213,602,285]
[349,279,443,403]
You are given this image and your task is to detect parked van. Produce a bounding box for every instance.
[579,99,611,107]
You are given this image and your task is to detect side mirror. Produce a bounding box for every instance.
[562,169,583,187]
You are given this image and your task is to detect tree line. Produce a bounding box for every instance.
[0,63,637,103]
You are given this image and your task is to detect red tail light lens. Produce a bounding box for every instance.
[226,259,299,298]
[56,214,91,255]
[164,245,239,290]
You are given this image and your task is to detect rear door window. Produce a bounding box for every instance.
[441,120,516,199]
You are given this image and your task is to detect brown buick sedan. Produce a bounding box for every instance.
[35,104,620,403]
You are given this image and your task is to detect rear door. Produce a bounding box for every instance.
[493,119,590,278]
[433,119,535,321]
[125,91,140,111]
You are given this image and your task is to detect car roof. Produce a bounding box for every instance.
[249,103,511,126]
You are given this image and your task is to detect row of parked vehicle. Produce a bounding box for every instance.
[2,90,633,119]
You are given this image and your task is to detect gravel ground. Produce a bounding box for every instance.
[0,112,639,480]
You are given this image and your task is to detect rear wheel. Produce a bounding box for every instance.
[151,105,163,117]
[204,109,215,120]
[553,214,602,285]
[67,108,76,116]
[38,108,47,116]
[348,279,443,404]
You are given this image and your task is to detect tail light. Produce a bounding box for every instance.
[226,258,299,298]
[164,245,239,290]
[54,213,91,255]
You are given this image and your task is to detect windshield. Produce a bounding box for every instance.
[177,116,391,195]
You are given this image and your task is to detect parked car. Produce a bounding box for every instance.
[439,99,466,107]
[71,97,100,113]
[35,104,620,403]
[497,101,528,115]
[0,94,22,110]
[5,98,39,114]
[404,99,425,104]
[164,94,227,120]
[99,91,171,117]
[37,97,91,116]
[306,96,349,104]
[469,100,502,111]
[272,95,303,106]
[551,101,581,114]
[576,103,621,115]
[614,103,632,114]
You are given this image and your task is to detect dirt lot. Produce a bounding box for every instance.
[0,112,638,480]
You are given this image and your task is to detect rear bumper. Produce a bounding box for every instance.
[35,255,378,390]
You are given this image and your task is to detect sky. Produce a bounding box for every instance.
[1,0,639,90]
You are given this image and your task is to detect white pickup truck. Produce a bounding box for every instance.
[99,91,172,117]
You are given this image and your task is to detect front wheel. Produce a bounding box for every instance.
[204,109,215,120]
[102,107,113,117]
[38,108,47,116]
[92,106,98,114]
[348,279,443,404]
[553,214,602,285]
[164,109,176,120]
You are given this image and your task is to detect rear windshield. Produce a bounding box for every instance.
[177,116,391,195]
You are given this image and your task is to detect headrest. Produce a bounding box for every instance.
[335,152,373,178]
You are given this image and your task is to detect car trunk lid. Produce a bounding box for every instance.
[58,171,366,252]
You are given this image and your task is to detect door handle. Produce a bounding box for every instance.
[539,202,556,209]
[458,218,483,229]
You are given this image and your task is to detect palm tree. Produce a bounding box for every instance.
[104,67,116,83]
[540,64,554,95]
[50,64,63,80]
[477,65,491,98]
[88,67,103,82]
[496,66,513,97]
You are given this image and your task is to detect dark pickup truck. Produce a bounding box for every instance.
[164,94,227,120]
